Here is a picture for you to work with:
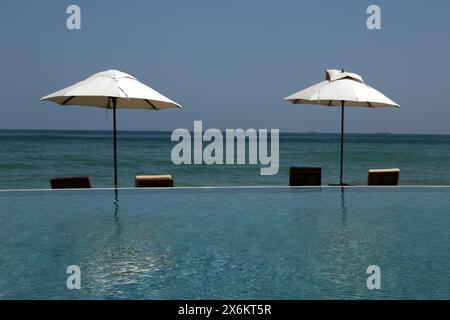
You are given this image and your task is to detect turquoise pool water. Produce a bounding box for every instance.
[0,187,449,299]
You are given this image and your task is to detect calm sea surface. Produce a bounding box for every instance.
[1,130,450,188]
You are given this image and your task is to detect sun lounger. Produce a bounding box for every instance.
[368,168,400,186]
[135,175,174,188]
[50,176,92,189]
[289,167,321,186]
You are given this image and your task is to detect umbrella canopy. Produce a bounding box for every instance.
[41,69,181,190]
[284,69,399,107]
[284,69,399,185]
[41,69,181,109]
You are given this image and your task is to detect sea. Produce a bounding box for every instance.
[1,130,450,189]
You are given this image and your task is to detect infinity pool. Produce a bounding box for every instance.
[0,187,449,299]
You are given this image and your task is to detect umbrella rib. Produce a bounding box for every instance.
[118,87,128,98]
[61,96,75,105]
[145,99,158,110]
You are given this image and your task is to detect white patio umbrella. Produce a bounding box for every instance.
[284,69,399,185]
[41,69,181,189]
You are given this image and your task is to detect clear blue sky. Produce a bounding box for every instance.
[1,0,449,134]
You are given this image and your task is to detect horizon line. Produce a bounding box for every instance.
[1,128,450,136]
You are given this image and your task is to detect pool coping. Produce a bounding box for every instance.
[1,185,450,192]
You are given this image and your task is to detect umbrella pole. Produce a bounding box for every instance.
[340,101,345,186]
[113,97,118,191]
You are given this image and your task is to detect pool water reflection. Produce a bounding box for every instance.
[0,187,449,299]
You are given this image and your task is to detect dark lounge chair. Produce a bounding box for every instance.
[50,176,92,189]
[368,168,400,186]
[289,167,322,186]
[135,175,174,188]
